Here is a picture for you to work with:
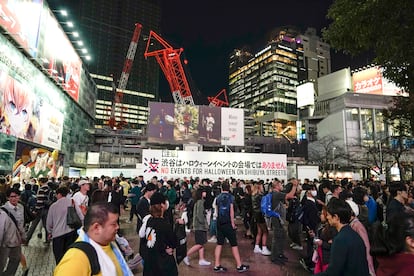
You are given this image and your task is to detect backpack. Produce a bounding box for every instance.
[69,241,100,275]
[260,193,281,218]
[217,193,232,225]
[44,189,57,208]
[286,198,304,223]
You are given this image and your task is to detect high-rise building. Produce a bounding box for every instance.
[48,0,161,131]
[298,28,331,82]
[229,27,330,140]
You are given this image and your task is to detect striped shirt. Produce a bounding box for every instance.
[35,185,50,211]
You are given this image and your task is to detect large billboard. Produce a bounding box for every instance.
[352,66,405,96]
[142,149,287,183]
[0,0,82,101]
[296,82,315,108]
[148,102,244,146]
[0,70,64,149]
[0,33,64,150]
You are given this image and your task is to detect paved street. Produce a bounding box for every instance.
[16,210,311,276]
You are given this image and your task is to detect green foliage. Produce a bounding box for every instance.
[323,0,414,132]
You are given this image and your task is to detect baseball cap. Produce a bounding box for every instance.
[346,199,359,217]
[78,179,91,187]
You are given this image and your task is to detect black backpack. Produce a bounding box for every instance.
[69,242,100,275]
[44,189,57,208]
[286,197,304,223]
[217,193,232,225]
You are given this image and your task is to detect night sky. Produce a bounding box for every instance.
[159,0,373,104]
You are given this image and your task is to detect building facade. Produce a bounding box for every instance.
[48,0,162,130]
[306,66,413,180]
[228,27,330,156]
[0,0,96,177]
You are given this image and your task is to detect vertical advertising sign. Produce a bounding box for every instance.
[221,107,244,146]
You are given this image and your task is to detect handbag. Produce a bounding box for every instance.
[67,199,82,229]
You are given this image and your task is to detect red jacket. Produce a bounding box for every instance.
[377,253,414,276]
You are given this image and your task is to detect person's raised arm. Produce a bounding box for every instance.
[285,180,298,200]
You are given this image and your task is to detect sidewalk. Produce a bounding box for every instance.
[16,210,312,275]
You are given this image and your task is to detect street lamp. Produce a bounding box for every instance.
[332,147,337,171]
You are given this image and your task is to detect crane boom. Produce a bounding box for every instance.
[208,89,229,107]
[109,23,142,129]
[144,30,195,105]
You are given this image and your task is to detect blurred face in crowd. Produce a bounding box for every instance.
[273,180,282,192]
[8,192,20,206]
[326,211,339,228]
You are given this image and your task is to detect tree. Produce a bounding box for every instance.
[308,136,345,178]
[323,0,414,132]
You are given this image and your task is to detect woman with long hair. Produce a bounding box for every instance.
[312,205,338,273]
[142,192,178,276]
[251,182,271,255]
[371,211,414,275]
[183,188,211,266]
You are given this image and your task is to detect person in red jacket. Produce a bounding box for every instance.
[371,211,414,276]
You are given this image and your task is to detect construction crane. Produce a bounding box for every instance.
[144,30,229,107]
[108,23,143,129]
[208,89,229,107]
[144,30,195,105]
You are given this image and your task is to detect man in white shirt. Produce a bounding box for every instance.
[72,179,90,224]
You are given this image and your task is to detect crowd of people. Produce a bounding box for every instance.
[1,173,414,275]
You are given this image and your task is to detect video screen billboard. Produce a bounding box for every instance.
[147,102,244,146]
[0,0,82,102]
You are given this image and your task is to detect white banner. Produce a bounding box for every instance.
[141,149,287,183]
[221,107,244,146]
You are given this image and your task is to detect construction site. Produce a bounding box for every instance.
[85,23,307,173]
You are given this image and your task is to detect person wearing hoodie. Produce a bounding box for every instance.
[346,199,376,276]
[371,211,414,276]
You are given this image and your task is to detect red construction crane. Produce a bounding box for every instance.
[144,30,195,105]
[208,89,229,107]
[108,23,143,129]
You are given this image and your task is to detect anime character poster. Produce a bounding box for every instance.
[174,104,199,143]
[0,71,41,142]
[198,105,221,145]
[147,102,175,143]
[0,71,64,149]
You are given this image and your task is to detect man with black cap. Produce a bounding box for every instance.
[136,183,157,233]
